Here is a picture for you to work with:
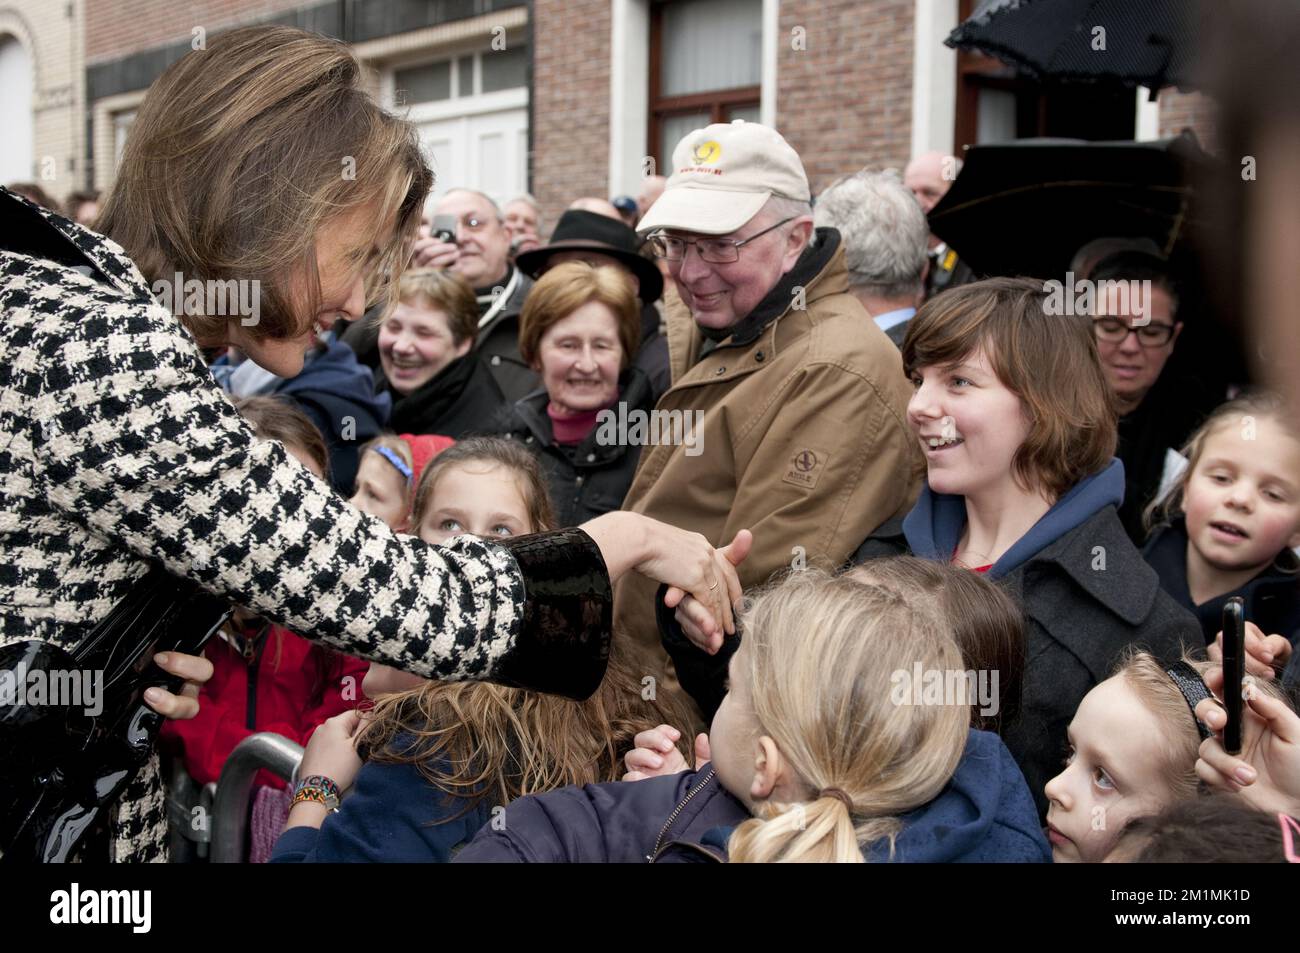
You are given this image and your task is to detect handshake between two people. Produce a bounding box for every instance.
[144,514,753,723]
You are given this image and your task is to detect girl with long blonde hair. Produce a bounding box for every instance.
[453,566,1051,863]
[272,438,694,862]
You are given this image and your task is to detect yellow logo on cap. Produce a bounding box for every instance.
[692,140,722,165]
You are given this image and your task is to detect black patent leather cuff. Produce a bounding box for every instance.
[491,528,612,700]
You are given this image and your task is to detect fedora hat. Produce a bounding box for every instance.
[515,209,663,303]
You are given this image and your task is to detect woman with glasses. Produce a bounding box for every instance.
[1087,252,1225,543]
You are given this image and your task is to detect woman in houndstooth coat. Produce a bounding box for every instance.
[0,27,739,862]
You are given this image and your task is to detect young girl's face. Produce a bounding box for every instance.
[907,345,1034,500]
[1183,415,1300,574]
[349,450,410,532]
[415,462,533,544]
[1043,676,1180,863]
[364,461,534,697]
[378,302,472,397]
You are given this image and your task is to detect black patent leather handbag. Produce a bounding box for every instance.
[0,563,230,862]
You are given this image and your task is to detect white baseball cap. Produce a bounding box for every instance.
[637,120,811,236]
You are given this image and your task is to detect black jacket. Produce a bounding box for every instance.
[474,268,539,405]
[852,506,1199,819]
[496,368,654,527]
[1116,374,1219,544]
[379,352,508,439]
[636,301,671,403]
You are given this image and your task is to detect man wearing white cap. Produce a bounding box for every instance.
[615,120,920,706]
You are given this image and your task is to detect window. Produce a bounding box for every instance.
[649,0,762,168]
[396,61,452,103]
[387,39,530,208]
[953,0,1135,149]
[481,44,528,93]
[395,44,529,105]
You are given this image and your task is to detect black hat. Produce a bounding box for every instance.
[515,210,663,303]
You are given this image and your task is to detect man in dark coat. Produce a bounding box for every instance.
[904,151,976,300]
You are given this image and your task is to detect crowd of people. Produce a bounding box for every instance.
[2,23,1299,866]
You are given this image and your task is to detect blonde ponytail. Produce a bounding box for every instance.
[726,570,969,864]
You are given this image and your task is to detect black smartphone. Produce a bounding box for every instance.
[431,214,458,244]
[1221,596,1245,754]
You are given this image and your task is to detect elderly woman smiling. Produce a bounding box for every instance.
[375,268,509,437]
[498,262,656,525]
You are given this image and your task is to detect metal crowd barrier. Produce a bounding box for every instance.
[209,732,304,863]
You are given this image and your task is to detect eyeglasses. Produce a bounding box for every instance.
[647,217,795,264]
[1091,317,1177,348]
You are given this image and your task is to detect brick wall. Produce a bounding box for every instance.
[86,0,304,63]
[530,0,612,231]
[1159,89,1216,154]
[777,0,915,196]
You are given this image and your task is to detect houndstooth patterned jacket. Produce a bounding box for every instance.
[0,189,611,862]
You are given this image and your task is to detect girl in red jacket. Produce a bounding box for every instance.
[162,397,370,858]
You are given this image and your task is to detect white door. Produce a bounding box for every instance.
[418,107,528,207]
[0,36,34,184]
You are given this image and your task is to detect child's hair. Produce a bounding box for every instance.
[1144,390,1300,548]
[1110,795,1299,863]
[357,638,695,819]
[394,268,480,346]
[357,433,664,820]
[356,433,415,497]
[233,395,329,478]
[901,277,1117,500]
[1112,649,1294,804]
[726,571,969,864]
[411,435,555,534]
[846,556,1025,733]
[1111,649,1208,803]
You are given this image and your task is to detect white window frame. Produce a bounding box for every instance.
[379,37,529,124]
[609,0,775,198]
[911,0,960,159]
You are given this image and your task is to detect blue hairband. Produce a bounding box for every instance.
[371,445,413,484]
